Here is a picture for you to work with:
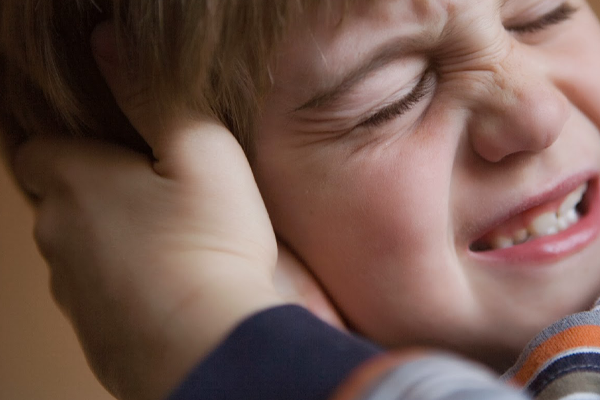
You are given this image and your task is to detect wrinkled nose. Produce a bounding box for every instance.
[467,42,570,163]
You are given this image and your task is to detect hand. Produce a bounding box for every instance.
[13,23,285,400]
[274,242,346,330]
[11,21,346,399]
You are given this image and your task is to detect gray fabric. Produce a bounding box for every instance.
[363,354,529,400]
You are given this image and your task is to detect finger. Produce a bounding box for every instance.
[90,21,238,179]
[90,20,213,159]
[13,135,151,202]
[90,21,166,149]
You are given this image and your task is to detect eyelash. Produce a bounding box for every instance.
[357,3,577,129]
[506,2,578,34]
[358,70,435,128]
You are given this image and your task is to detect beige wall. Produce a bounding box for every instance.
[1,3,600,400]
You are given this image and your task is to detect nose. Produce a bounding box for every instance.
[467,41,570,163]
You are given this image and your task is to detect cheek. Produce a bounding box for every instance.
[254,130,463,336]
[553,10,600,130]
[344,153,450,257]
[259,138,453,263]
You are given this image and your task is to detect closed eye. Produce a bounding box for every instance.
[357,69,435,128]
[505,2,578,34]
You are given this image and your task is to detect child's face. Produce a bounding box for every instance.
[252,0,600,368]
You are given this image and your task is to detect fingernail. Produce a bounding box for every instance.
[91,20,119,65]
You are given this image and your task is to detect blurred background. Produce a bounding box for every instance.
[2,2,600,399]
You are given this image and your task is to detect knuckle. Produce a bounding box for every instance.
[12,139,43,192]
[52,154,81,188]
[50,156,96,203]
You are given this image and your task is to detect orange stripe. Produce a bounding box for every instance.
[511,325,600,387]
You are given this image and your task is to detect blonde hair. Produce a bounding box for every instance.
[0,0,344,158]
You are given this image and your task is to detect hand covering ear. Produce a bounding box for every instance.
[11,20,284,400]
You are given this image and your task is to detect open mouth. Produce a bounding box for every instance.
[470,182,591,252]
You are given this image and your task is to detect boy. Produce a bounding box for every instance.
[4,0,600,399]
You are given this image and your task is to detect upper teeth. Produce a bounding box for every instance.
[488,183,587,250]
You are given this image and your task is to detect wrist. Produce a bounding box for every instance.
[146,273,285,400]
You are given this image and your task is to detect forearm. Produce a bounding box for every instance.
[166,305,382,400]
[169,304,600,400]
[166,305,527,400]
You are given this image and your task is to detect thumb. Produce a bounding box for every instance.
[91,21,162,148]
[90,21,237,179]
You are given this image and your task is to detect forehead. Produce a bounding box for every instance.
[280,1,443,76]
[268,0,452,111]
[265,0,564,111]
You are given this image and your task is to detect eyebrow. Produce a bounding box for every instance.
[293,34,431,112]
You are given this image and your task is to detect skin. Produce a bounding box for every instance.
[252,0,600,370]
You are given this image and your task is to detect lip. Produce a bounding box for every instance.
[468,173,600,266]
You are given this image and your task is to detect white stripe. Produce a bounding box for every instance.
[363,355,528,400]
[558,393,600,400]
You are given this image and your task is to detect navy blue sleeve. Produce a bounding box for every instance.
[166,305,382,400]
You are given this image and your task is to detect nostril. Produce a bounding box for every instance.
[467,118,515,163]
